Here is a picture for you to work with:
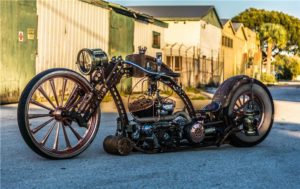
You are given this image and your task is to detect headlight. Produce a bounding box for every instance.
[76,48,108,75]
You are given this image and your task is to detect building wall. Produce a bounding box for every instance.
[199,20,222,60]
[164,21,201,47]
[132,20,166,92]
[162,20,223,87]
[36,0,109,73]
[0,0,37,104]
[134,20,165,57]
[221,21,235,80]
[234,26,248,75]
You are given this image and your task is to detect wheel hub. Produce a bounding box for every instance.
[52,108,65,121]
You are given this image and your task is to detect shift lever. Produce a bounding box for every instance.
[156,52,162,72]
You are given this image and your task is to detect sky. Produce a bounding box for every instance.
[109,0,300,19]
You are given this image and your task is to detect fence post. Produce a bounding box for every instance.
[211,50,214,84]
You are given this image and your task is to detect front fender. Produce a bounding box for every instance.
[212,75,252,108]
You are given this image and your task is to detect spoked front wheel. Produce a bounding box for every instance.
[17,68,100,159]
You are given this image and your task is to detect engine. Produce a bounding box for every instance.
[128,96,176,118]
[126,71,213,152]
[130,112,189,151]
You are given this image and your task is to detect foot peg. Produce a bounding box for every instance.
[103,135,133,155]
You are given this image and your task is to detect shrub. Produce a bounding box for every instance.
[261,73,276,83]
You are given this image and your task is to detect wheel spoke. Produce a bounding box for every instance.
[235,102,241,110]
[49,79,59,107]
[53,122,60,150]
[28,114,52,119]
[62,123,72,149]
[238,98,243,107]
[64,84,78,109]
[40,121,56,145]
[67,123,82,141]
[235,100,250,113]
[61,78,68,107]
[38,86,56,109]
[30,99,53,111]
[31,117,55,134]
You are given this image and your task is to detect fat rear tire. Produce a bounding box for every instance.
[227,80,274,147]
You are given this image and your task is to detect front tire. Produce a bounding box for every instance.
[17,68,101,159]
[227,80,274,147]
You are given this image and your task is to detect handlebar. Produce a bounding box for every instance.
[122,60,171,79]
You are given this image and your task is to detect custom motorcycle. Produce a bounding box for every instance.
[17,47,274,159]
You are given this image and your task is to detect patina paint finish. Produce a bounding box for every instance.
[109,11,134,93]
[109,11,134,58]
[0,0,37,104]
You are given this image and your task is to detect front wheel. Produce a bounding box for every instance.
[227,80,274,147]
[17,68,101,159]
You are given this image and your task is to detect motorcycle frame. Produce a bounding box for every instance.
[84,58,197,136]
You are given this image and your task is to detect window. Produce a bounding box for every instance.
[222,36,225,46]
[174,56,182,71]
[222,35,233,48]
[166,56,172,68]
[152,31,161,49]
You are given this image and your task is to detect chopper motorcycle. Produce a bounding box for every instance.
[17,47,274,159]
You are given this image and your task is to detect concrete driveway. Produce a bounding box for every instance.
[1,87,300,189]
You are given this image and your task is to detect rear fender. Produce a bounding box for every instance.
[212,75,252,108]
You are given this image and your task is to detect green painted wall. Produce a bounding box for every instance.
[202,9,222,29]
[0,0,37,104]
[109,11,134,57]
[109,11,134,93]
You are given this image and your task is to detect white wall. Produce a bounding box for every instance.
[134,20,165,57]
[199,20,222,59]
[36,0,110,73]
[164,21,201,47]
[132,20,166,92]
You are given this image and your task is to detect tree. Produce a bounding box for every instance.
[233,8,300,55]
[259,23,287,74]
[274,55,300,80]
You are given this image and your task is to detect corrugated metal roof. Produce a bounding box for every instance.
[80,0,168,28]
[128,6,214,19]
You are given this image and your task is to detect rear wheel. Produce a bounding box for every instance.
[227,80,274,147]
[17,68,100,159]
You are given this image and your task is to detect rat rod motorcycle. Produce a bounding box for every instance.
[17,47,274,159]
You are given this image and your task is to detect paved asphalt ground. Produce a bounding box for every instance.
[1,87,300,189]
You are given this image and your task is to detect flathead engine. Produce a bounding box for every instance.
[128,96,208,152]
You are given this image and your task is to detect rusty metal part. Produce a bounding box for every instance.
[24,71,100,158]
[212,75,251,108]
[103,135,133,155]
[128,96,153,113]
